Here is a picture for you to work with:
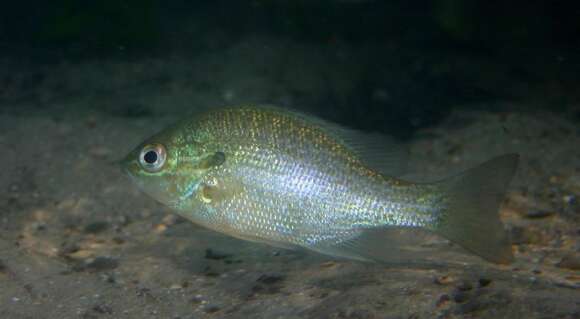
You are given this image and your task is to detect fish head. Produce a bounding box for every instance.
[121,125,222,210]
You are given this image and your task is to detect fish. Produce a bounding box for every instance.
[121,106,518,264]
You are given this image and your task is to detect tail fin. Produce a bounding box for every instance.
[433,154,519,264]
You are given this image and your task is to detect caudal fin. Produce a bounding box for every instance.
[433,154,519,264]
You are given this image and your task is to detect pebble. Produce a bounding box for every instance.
[112,237,125,245]
[92,304,113,314]
[162,214,182,225]
[320,261,339,268]
[556,254,580,270]
[204,249,232,260]
[83,221,109,234]
[524,210,555,219]
[191,295,204,304]
[31,221,47,232]
[478,278,492,287]
[456,281,473,291]
[250,273,285,296]
[453,299,482,315]
[203,304,220,314]
[562,195,576,205]
[451,290,469,303]
[509,226,543,245]
[256,273,284,285]
[100,274,116,284]
[436,294,450,308]
[74,256,120,273]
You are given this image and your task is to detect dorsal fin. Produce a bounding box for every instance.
[274,106,409,177]
[328,126,408,177]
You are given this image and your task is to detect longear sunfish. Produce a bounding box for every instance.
[122,106,518,264]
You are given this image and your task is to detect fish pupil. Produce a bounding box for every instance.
[144,150,158,164]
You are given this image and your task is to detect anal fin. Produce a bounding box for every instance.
[306,227,467,267]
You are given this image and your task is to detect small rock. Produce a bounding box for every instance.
[69,249,94,260]
[136,287,155,299]
[320,261,338,268]
[452,290,469,303]
[453,299,482,315]
[434,275,454,285]
[509,226,543,245]
[447,144,463,156]
[203,304,220,314]
[562,195,576,205]
[191,295,204,304]
[556,254,580,270]
[223,259,243,265]
[436,294,450,308]
[100,274,116,284]
[203,266,220,277]
[116,215,131,227]
[309,289,329,299]
[112,237,125,245]
[161,214,181,225]
[524,210,555,218]
[84,221,109,234]
[92,304,113,314]
[256,273,284,284]
[31,221,47,232]
[250,273,285,296]
[153,223,167,233]
[204,249,232,260]
[74,256,119,273]
[478,278,492,287]
[170,283,183,290]
[456,281,473,291]
[58,243,80,258]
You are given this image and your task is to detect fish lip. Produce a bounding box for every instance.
[119,156,132,175]
[120,164,132,179]
[119,152,139,180]
[121,160,147,192]
[121,160,138,178]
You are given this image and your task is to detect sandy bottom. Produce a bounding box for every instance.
[1,38,579,318]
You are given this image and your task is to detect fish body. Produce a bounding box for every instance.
[122,106,518,263]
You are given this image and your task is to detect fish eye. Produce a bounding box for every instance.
[139,144,167,172]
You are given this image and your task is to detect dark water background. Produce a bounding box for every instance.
[1,0,579,137]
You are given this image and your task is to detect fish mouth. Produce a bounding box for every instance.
[121,160,149,196]
[121,160,139,179]
[119,152,141,184]
[119,156,132,176]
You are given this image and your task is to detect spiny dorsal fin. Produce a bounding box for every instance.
[254,105,409,177]
[329,126,408,177]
